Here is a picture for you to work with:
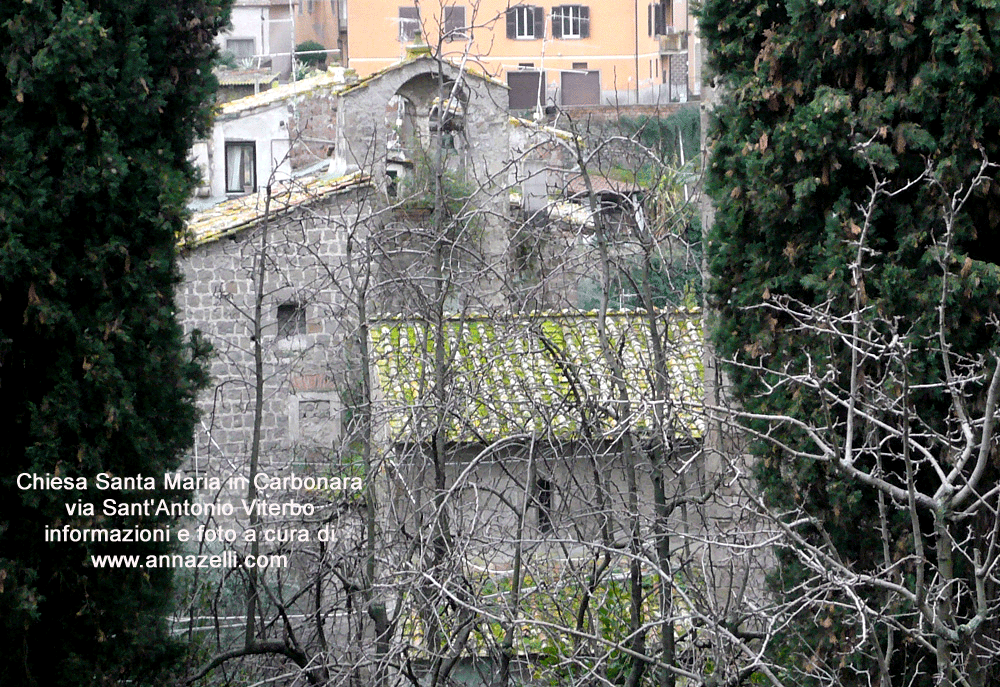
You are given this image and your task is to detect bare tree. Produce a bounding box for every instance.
[711,148,1000,687]
[173,18,787,687]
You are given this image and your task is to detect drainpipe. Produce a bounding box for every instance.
[635,0,640,103]
[289,0,297,81]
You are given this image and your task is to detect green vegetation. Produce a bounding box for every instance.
[618,106,700,166]
[295,40,327,67]
[701,0,1000,683]
[0,0,225,683]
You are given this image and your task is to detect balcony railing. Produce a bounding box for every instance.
[658,31,688,54]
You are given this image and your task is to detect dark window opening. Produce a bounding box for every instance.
[277,302,307,338]
[387,170,399,199]
[647,1,671,36]
[443,6,467,40]
[536,477,553,533]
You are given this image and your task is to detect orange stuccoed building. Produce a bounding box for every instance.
[345,0,700,109]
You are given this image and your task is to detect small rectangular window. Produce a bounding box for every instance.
[277,302,307,338]
[572,62,588,70]
[386,170,399,199]
[225,142,256,194]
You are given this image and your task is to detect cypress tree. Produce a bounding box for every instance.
[0,1,226,683]
[700,0,1000,683]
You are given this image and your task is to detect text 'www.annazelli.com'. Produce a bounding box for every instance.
[90,553,288,569]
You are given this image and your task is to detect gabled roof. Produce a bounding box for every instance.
[180,173,369,249]
[338,54,507,98]
[370,310,703,443]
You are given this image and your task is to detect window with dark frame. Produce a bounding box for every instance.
[647,0,671,36]
[398,6,421,42]
[224,141,256,194]
[277,302,307,339]
[443,5,467,40]
[552,5,589,39]
[506,5,544,39]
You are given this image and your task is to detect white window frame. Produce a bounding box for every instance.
[224,141,256,194]
[398,7,421,42]
[557,5,583,38]
[515,6,536,39]
[225,38,255,60]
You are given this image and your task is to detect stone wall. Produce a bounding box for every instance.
[333,57,511,189]
[177,196,358,478]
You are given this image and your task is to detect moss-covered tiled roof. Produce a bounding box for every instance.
[216,68,350,117]
[370,310,703,443]
[180,173,369,249]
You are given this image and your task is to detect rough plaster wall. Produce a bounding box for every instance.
[176,201,355,481]
[289,86,340,170]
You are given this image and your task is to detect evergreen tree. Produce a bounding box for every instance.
[0,1,226,684]
[701,0,1000,683]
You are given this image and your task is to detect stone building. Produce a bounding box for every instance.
[170,53,715,679]
[179,54,517,476]
[177,51,693,485]
[178,174,371,474]
[189,68,350,207]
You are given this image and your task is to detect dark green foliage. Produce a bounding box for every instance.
[701,0,1000,682]
[613,218,703,310]
[0,1,225,684]
[619,106,700,165]
[296,40,327,66]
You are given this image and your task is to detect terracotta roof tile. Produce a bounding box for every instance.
[181,172,370,249]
